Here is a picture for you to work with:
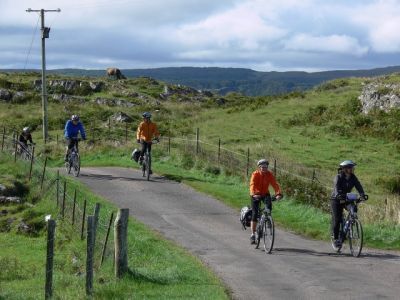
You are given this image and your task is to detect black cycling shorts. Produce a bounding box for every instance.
[66,138,79,150]
[251,195,272,222]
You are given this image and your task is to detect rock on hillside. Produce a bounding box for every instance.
[359,82,400,114]
[33,79,104,92]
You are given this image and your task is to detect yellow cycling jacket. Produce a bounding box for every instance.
[136,121,160,142]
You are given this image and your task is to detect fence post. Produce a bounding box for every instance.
[81,199,87,240]
[72,189,77,225]
[218,138,221,164]
[168,137,171,154]
[62,181,66,218]
[196,128,199,154]
[101,212,114,266]
[114,208,129,278]
[273,159,277,177]
[125,123,128,143]
[93,203,100,245]
[45,219,56,300]
[108,117,111,135]
[56,170,60,207]
[1,127,5,151]
[40,157,48,191]
[28,146,35,181]
[86,216,95,296]
[311,169,316,184]
[246,148,250,177]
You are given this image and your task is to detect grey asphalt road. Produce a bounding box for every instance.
[77,167,400,300]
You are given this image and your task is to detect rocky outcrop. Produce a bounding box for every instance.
[52,94,86,103]
[111,112,133,123]
[0,196,22,204]
[159,85,213,101]
[33,79,104,92]
[0,89,12,101]
[92,97,135,108]
[359,83,400,114]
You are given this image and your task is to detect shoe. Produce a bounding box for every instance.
[332,239,342,250]
[64,155,68,162]
[149,170,153,175]
[250,234,256,244]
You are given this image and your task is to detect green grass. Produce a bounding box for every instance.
[0,153,228,299]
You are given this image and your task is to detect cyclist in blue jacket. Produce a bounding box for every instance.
[64,115,86,161]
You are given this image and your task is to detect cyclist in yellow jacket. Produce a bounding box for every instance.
[136,112,160,166]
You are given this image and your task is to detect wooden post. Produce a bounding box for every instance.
[311,169,316,183]
[246,148,250,177]
[196,128,199,154]
[100,212,114,266]
[81,199,87,240]
[45,219,56,300]
[168,137,171,154]
[1,127,5,151]
[56,134,59,145]
[108,117,111,136]
[114,208,129,278]
[93,203,100,245]
[28,146,35,181]
[218,138,221,164]
[273,159,277,177]
[86,216,95,296]
[40,156,48,191]
[62,181,66,218]
[56,170,59,207]
[72,189,77,225]
[125,123,128,143]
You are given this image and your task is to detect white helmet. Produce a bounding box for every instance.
[257,159,269,166]
[23,127,30,134]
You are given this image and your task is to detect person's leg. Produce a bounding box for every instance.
[140,142,147,160]
[331,200,343,240]
[265,195,272,211]
[65,139,73,161]
[250,197,260,242]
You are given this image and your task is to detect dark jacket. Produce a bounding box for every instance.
[64,120,86,139]
[19,133,33,145]
[331,172,365,200]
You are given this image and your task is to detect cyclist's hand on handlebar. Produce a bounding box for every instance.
[252,195,262,200]
[275,194,283,201]
[136,139,140,144]
[360,194,368,201]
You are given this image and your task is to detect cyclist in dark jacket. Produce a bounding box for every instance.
[18,127,35,154]
[331,160,366,249]
[64,115,86,161]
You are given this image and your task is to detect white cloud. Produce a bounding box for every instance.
[284,34,368,56]
[351,0,400,53]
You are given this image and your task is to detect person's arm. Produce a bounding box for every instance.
[78,123,86,140]
[18,134,24,143]
[269,172,282,195]
[250,172,258,196]
[27,134,33,144]
[332,174,341,199]
[153,123,160,139]
[136,123,142,141]
[64,121,70,138]
[353,175,365,196]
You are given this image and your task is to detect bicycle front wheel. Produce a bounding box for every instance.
[146,154,151,181]
[72,154,80,177]
[263,215,275,254]
[349,219,363,257]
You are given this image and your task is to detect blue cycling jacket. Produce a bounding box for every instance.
[64,120,86,139]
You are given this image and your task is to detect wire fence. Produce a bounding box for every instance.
[0,131,117,297]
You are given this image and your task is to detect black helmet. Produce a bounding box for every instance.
[23,126,30,134]
[339,160,356,168]
[142,112,151,119]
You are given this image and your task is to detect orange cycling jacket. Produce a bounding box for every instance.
[136,121,160,142]
[250,170,281,196]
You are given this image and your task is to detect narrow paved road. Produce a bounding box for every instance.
[78,167,400,300]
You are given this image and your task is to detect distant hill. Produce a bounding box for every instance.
[3,66,400,96]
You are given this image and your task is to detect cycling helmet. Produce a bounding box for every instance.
[142,112,151,119]
[339,160,357,168]
[71,115,79,121]
[22,127,30,134]
[257,159,269,166]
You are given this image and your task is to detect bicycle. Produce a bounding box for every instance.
[331,193,368,257]
[18,142,34,161]
[65,137,81,177]
[255,195,280,254]
[139,139,159,181]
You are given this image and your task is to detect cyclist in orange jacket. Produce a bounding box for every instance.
[249,159,282,244]
[136,112,160,166]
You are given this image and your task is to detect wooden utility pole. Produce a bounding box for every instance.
[26,8,61,143]
[114,208,129,278]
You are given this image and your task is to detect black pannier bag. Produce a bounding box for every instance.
[240,206,252,229]
[131,149,140,162]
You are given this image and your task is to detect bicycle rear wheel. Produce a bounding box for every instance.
[349,219,363,257]
[72,154,80,177]
[263,215,275,254]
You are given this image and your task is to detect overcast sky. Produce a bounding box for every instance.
[1,0,400,71]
